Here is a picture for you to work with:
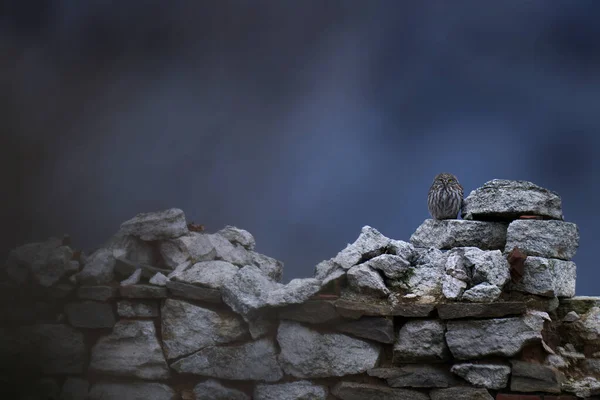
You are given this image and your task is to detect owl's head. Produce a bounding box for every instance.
[433,172,460,186]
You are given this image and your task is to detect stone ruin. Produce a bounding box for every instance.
[0,179,599,400]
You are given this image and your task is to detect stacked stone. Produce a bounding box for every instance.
[0,181,599,400]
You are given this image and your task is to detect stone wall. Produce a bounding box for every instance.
[1,179,599,400]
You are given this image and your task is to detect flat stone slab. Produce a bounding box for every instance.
[277,320,381,378]
[505,220,579,260]
[369,365,456,388]
[451,363,511,389]
[89,320,170,380]
[170,338,283,382]
[410,219,507,250]
[161,299,247,359]
[557,296,600,319]
[461,179,563,221]
[445,312,546,360]
[119,208,188,241]
[336,317,395,343]
[277,300,338,324]
[335,299,435,319]
[331,382,429,400]
[437,302,526,320]
[65,301,116,328]
[394,320,449,363]
[76,285,119,301]
[88,383,177,400]
[171,260,239,288]
[254,381,327,400]
[194,379,249,400]
[510,360,563,393]
[166,280,222,303]
[119,284,168,298]
[510,256,576,298]
[430,387,493,400]
[117,300,159,318]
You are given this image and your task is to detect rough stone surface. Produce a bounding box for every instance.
[277,320,381,378]
[193,379,250,400]
[462,283,502,302]
[119,208,188,241]
[161,299,247,359]
[170,338,283,382]
[442,275,467,300]
[437,302,527,320]
[218,225,256,250]
[336,317,395,343]
[332,226,391,269]
[77,248,116,285]
[65,301,116,328]
[429,387,493,400]
[510,256,577,298]
[335,299,435,319]
[0,323,86,374]
[158,238,190,269]
[410,219,507,250]
[563,376,600,398]
[505,219,579,260]
[458,247,510,287]
[120,284,168,298]
[331,381,429,400]
[394,320,449,362]
[76,285,119,301]
[60,377,89,400]
[347,264,390,297]
[88,382,177,400]
[369,365,456,388]
[89,320,170,380]
[389,248,447,297]
[254,381,327,400]
[105,233,157,265]
[451,363,511,389]
[510,360,563,393]
[117,300,159,318]
[362,254,411,279]
[149,272,168,286]
[461,179,563,220]
[166,280,222,303]
[573,307,600,343]
[4,237,66,285]
[114,256,172,279]
[248,251,284,282]
[445,312,546,359]
[171,260,239,289]
[277,300,338,324]
[120,267,142,286]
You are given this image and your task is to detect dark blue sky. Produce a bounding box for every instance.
[2,1,600,295]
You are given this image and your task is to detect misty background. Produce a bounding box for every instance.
[2,1,599,295]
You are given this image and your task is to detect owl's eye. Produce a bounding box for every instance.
[447,178,454,182]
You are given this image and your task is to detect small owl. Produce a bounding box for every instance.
[427,173,464,220]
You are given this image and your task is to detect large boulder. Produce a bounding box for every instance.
[505,220,579,260]
[410,219,507,250]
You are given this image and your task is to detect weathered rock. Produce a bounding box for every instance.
[277,320,381,378]
[0,323,86,374]
[510,360,563,393]
[563,376,600,398]
[442,275,467,300]
[120,267,142,286]
[65,301,116,328]
[429,387,493,400]
[120,284,168,298]
[445,312,546,359]
[461,179,563,220]
[104,233,157,264]
[563,310,580,322]
[77,248,116,285]
[88,383,177,400]
[166,280,222,303]
[89,320,170,380]
[332,226,392,269]
[314,259,346,286]
[246,312,277,339]
[161,299,247,359]
[331,381,428,400]
[574,306,600,343]
[248,251,284,282]
[117,300,159,318]
[460,247,510,287]
[335,299,435,319]
[266,278,322,307]
[120,208,188,241]
[388,239,417,262]
[337,317,394,343]
[394,320,449,363]
[158,238,190,269]
[583,358,600,374]
[369,365,456,388]
[510,256,576,298]
[451,363,511,389]
[171,338,283,382]
[193,379,250,400]
[462,283,502,302]
[114,256,172,279]
[347,264,390,297]
[505,220,579,260]
[410,219,507,250]
[149,272,168,286]
[4,237,64,285]
[437,302,524,320]
[277,300,338,324]
[60,377,89,400]
[218,225,256,250]
[254,381,327,400]
[34,246,75,287]
[363,254,411,279]
[389,248,447,297]
[171,260,239,289]
[557,296,600,318]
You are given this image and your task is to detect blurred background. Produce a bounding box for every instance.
[2,1,599,294]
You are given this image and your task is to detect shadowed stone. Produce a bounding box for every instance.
[119,284,167,298]
[166,280,222,303]
[117,300,159,318]
[337,317,395,343]
[114,256,171,279]
[277,300,338,324]
[77,285,119,301]
[430,387,493,400]
[254,381,327,400]
[65,301,116,328]
[335,299,435,319]
[369,365,456,388]
[362,254,411,279]
[331,382,428,400]
[451,363,511,389]
[88,383,177,400]
[60,377,89,400]
[510,360,563,393]
[194,379,250,400]
[437,302,526,320]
